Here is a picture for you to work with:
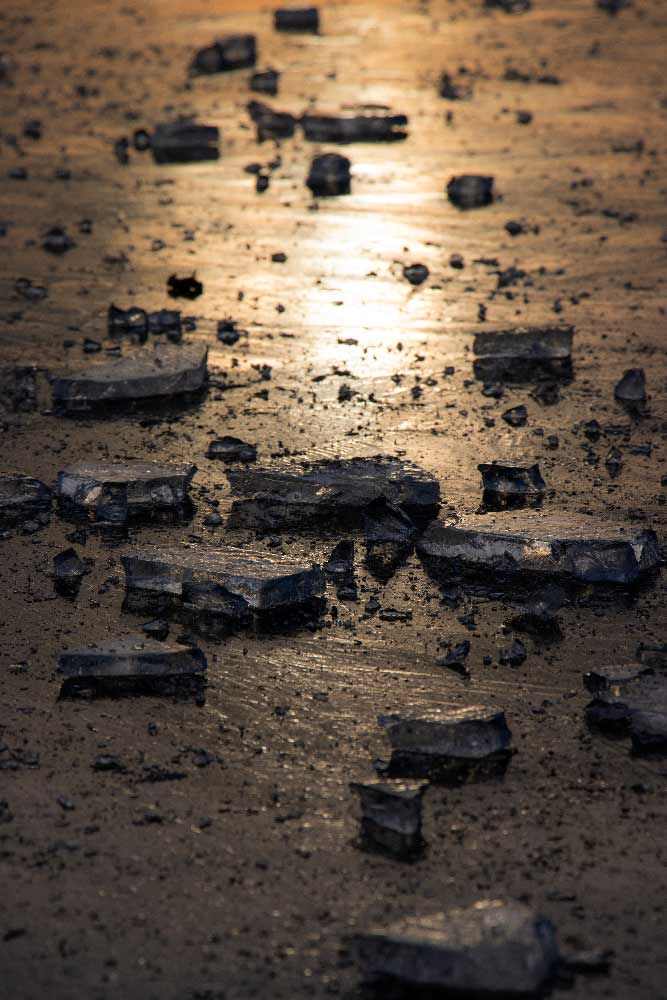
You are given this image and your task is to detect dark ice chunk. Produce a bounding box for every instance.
[403,263,429,285]
[614,368,646,403]
[499,638,527,666]
[190,35,257,75]
[0,365,42,413]
[217,319,242,345]
[323,539,354,578]
[207,437,257,463]
[418,511,659,585]
[274,7,319,31]
[227,456,439,530]
[502,404,528,427]
[122,545,325,628]
[0,474,51,526]
[56,461,196,522]
[436,640,471,676]
[58,637,206,679]
[605,446,623,478]
[306,153,351,196]
[353,899,558,995]
[638,643,667,669]
[439,71,472,100]
[585,672,667,752]
[474,325,573,362]
[167,274,203,299]
[53,547,88,596]
[447,174,494,208]
[250,68,280,95]
[150,122,219,164]
[378,706,512,782]
[479,461,546,496]
[583,664,651,696]
[108,304,148,340]
[507,585,565,639]
[350,779,428,859]
[301,114,408,143]
[485,0,532,11]
[51,343,208,413]
[247,100,297,141]
[148,309,182,339]
[364,498,416,581]
[43,226,75,254]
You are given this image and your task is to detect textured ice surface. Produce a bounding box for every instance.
[58,637,206,679]
[56,461,195,520]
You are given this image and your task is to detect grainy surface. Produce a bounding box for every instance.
[1,1,667,998]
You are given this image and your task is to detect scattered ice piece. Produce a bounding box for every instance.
[306,153,351,196]
[378,706,511,781]
[502,404,528,427]
[605,446,623,478]
[301,113,407,142]
[57,637,206,679]
[207,437,257,463]
[227,456,439,530]
[637,643,667,669]
[167,274,202,299]
[247,100,297,140]
[499,638,527,665]
[274,7,319,31]
[350,779,428,858]
[0,365,42,413]
[149,122,219,164]
[402,263,429,285]
[583,664,651,696]
[436,640,471,676]
[50,343,208,413]
[354,899,558,994]
[251,68,279,95]
[53,548,88,596]
[364,498,416,581]
[0,473,51,525]
[418,511,659,585]
[43,226,75,254]
[479,461,546,496]
[190,36,257,75]
[122,545,325,626]
[323,539,354,578]
[585,672,667,753]
[56,461,196,522]
[447,174,494,208]
[474,325,573,360]
[614,368,646,403]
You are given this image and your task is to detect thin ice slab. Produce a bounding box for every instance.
[354,899,559,995]
[56,461,196,522]
[418,511,659,585]
[479,461,546,496]
[51,343,208,413]
[227,456,439,531]
[122,545,325,625]
[473,325,573,382]
[58,637,206,679]
[379,706,512,782]
[350,779,427,859]
[301,114,408,143]
[0,473,52,525]
[149,122,220,164]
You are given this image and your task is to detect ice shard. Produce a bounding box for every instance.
[0,473,51,526]
[50,343,208,413]
[479,461,546,497]
[148,122,220,164]
[56,461,196,522]
[58,637,206,680]
[274,7,319,31]
[301,114,408,143]
[418,512,659,585]
[473,325,574,382]
[306,153,351,196]
[350,779,428,859]
[353,899,559,995]
[190,36,257,75]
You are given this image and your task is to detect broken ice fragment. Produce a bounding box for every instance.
[149,122,219,164]
[637,643,667,669]
[227,457,439,531]
[190,36,257,75]
[247,100,297,141]
[473,324,573,382]
[167,274,202,299]
[479,461,546,497]
[507,585,564,639]
[301,114,408,143]
[306,153,351,196]
[58,637,206,680]
[323,539,354,578]
[364,498,416,581]
[436,640,471,676]
[585,672,667,753]
[350,779,427,859]
[418,511,658,585]
[43,226,75,254]
[402,263,428,285]
[353,899,558,995]
[51,343,208,413]
[499,638,527,666]
[583,664,651,696]
[251,68,279,95]
[379,706,512,782]
[56,461,196,522]
[122,545,325,630]
[502,404,528,427]
[53,547,88,597]
[614,368,646,404]
[207,437,257,463]
[447,174,494,209]
[108,304,148,339]
[0,473,51,526]
[605,445,623,478]
[274,7,319,31]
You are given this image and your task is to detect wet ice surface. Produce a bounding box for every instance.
[1,0,667,997]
